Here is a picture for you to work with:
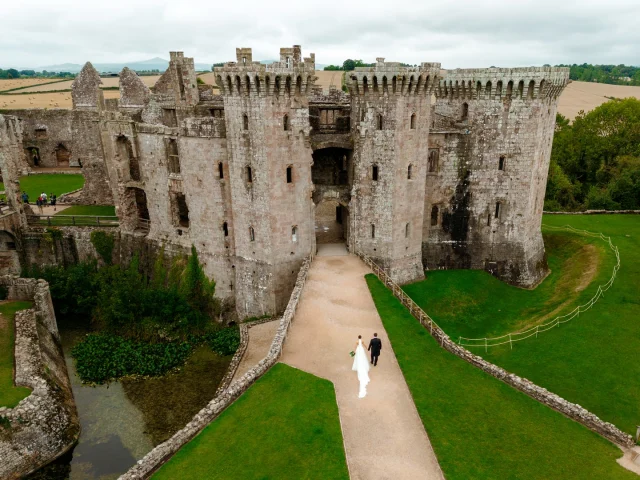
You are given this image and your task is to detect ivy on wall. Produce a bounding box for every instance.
[90,231,115,265]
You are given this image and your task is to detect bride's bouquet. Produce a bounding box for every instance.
[349,351,355,357]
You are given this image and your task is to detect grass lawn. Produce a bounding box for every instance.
[55,205,116,216]
[404,214,640,435]
[0,301,33,408]
[18,174,84,201]
[366,275,636,480]
[153,363,349,480]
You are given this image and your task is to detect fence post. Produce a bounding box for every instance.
[485,338,488,353]
[47,216,51,226]
[97,216,101,226]
[72,216,76,226]
[509,333,512,350]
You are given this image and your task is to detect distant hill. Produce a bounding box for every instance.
[29,57,211,74]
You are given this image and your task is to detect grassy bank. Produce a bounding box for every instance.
[19,174,84,201]
[0,301,33,408]
[153,363,349,480]
[366,275,635,479]
[55,205,116,216]
[404,214,640,434]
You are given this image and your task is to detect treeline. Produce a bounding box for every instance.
[0,68,75,79]
[324,59,416,71]
[545,97,640,211]
[558,63,640,86]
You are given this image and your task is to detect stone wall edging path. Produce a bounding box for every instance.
[544,209,640,215]
[0,276,80,479]
[359,254,635,449]
[118,256,313,480]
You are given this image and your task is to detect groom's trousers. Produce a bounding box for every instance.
[371,352,379,366]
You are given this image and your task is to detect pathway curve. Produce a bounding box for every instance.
[232,320,279,382]
[280,251,443,480]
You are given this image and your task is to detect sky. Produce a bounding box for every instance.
[1,0,639,69]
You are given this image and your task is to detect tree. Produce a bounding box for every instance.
[342,59,356,71]
[7,68,19,79]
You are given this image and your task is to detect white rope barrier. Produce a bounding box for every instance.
[459,224,620,349]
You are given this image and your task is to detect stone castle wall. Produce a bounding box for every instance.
[0,277,79,479]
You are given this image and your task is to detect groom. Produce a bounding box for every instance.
[368,333,382,366]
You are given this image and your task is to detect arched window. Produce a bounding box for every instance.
[246,166,253,183]
[517,80,524,98]
[539,79,545,98]
[377,114,383,130]
[245,75,251,94]
[507,81,514,98]
[428,149,439,173]
[430,206,439,226]
[373,76,379,93]
[226,76,233,94]
[372,165,379,181]
[218,162,224,179]
[286,165,293,183]
[285,76,292,95]
[382,76,388,94]
[243,114,249,130]
[405,222,410,238]
[249,226,255,242]
[292,226,298,242]
[496,81,503,98]
[371,224,376,239]
[296,76,302,95]
[485,81,492,99]
[255,75,261,95]
[223,222,228,237]
[283,114,290,131]
[392,76,397,94]
[461,102,469,121]
[274,76,281,96]
[527,80,535,99]
[363,76,369,93]
[499,156,506,171]
[410,113,416,129]
[407,164,413,179]
[235,76,242,95]
[476,81,482,98]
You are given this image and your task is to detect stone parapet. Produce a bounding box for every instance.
[119,255,313,479]
[0,276,79,479]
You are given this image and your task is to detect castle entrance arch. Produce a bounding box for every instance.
[311,147,352,245]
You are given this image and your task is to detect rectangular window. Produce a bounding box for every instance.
[371,224,376,239]
[286,166,292,183]
[210,108,224,118]
[166,139,180,174]
[372,165,379,181]
[162,109,178,127]
[171,192,189,228]
[499,156,506,171]
[495,202,501,219]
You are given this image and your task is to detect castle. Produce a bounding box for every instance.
[0,46,570,318]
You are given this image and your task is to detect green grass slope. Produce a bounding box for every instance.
[0,301,33,408]
[405,214,640,434]
[366,275,635,480]
[18,174,84,201]
[153,363,349,480]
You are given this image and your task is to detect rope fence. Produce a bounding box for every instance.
[458,224,620,350]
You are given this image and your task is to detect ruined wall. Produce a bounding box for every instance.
[424,67,569,286]
[0,277,79,479]
[214,46,316,316]
[349,60,440,284]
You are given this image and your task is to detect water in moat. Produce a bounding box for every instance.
[28,322,232,480]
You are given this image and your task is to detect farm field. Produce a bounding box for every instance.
[558,80,640,120]
[14,75,161,93]
[366,274,636,480]
[153,363,349,480]
[0,78,69,92]
[404,214,640,435]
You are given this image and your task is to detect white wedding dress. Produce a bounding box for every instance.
[352,339,370,398]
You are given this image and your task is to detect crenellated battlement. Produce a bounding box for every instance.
[348,59,441,96]
[214,45,316,97]
[436,66,570,100]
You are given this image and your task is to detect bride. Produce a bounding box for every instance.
[352,335,370,398]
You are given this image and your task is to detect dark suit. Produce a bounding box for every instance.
[368,337,382,366]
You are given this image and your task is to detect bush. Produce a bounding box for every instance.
[205,327,241,356]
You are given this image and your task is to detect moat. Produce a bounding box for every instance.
[28,321,232,480]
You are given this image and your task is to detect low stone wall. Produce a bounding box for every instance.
[119,256,313,479]
[544,210,640,215]
[360,255,635,449]
[0,276,79,479]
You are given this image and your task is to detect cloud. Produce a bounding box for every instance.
[1,0,638,69]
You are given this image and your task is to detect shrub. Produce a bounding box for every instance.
[90,231,115,265]
[205,327,241,356]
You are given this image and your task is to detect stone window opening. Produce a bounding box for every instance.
[496,81,503,98]
[210,108,224,118]
[245,75,251,94]
[286,165,293,184]
[283,114,290,131]
[35,127,47,139]
[255,75,261,95]
[223,221,229,237]
[286,57,291,68]
[372,165,379,181]
[246,166,253,183]
[407,164,413,179]
[119,136,140,181]
[363,76,369,94]
[235,75,242,95]
[55,143,71,167]
[507,81,514,98]
[431,206,439,226]
[527,80,535,99]
[243,114,249,130]
[171,192,190,228]
[392,76,397,94]
[373,76,379,93]
[410,113,416,129]
[226,76,233,94]
[166,139,180,174]
[382,76,388,94]
[285,76,292,95]
[499,156,506,171]
[249,226,255,242]
[405,222,410,238]
[292,226,298,242]
[242,56,247,65]
[476,81,482,98]
[428,149,439,173]
[377,114,383,130]
[487,213,491,226]
[296,76,302,95]
[27,147,41,166]
[371,224,376,239]
[274,77,281,96]
[518,80,524,98]
[218,162,224,179]
[495,201,502,219]
[162,108,178,127]
[539,79,546,97]
[461,103,469,121]
[485,81,492,99]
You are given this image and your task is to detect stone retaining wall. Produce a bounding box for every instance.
[361,255,635,449]
[544,210,640,215]
[0,276,79,479]
[119,256,313,479]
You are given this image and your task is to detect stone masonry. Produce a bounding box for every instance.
[0,46,570,318]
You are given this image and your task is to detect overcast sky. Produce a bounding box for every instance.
[2,0,639,69]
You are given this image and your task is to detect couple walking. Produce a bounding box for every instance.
[352,333,382,398]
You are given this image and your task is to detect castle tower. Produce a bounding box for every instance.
[425,67,569,286]
[154,52,200,107]
[349,59,441,284]
[215,46,316,317]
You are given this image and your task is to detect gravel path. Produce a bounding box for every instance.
[281,252,443,480]
[232,321,280,382]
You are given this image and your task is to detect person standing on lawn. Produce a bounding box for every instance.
[21,191,28,204]
[51,194,57,211]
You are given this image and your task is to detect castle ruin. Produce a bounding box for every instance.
[0,46,570,318]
